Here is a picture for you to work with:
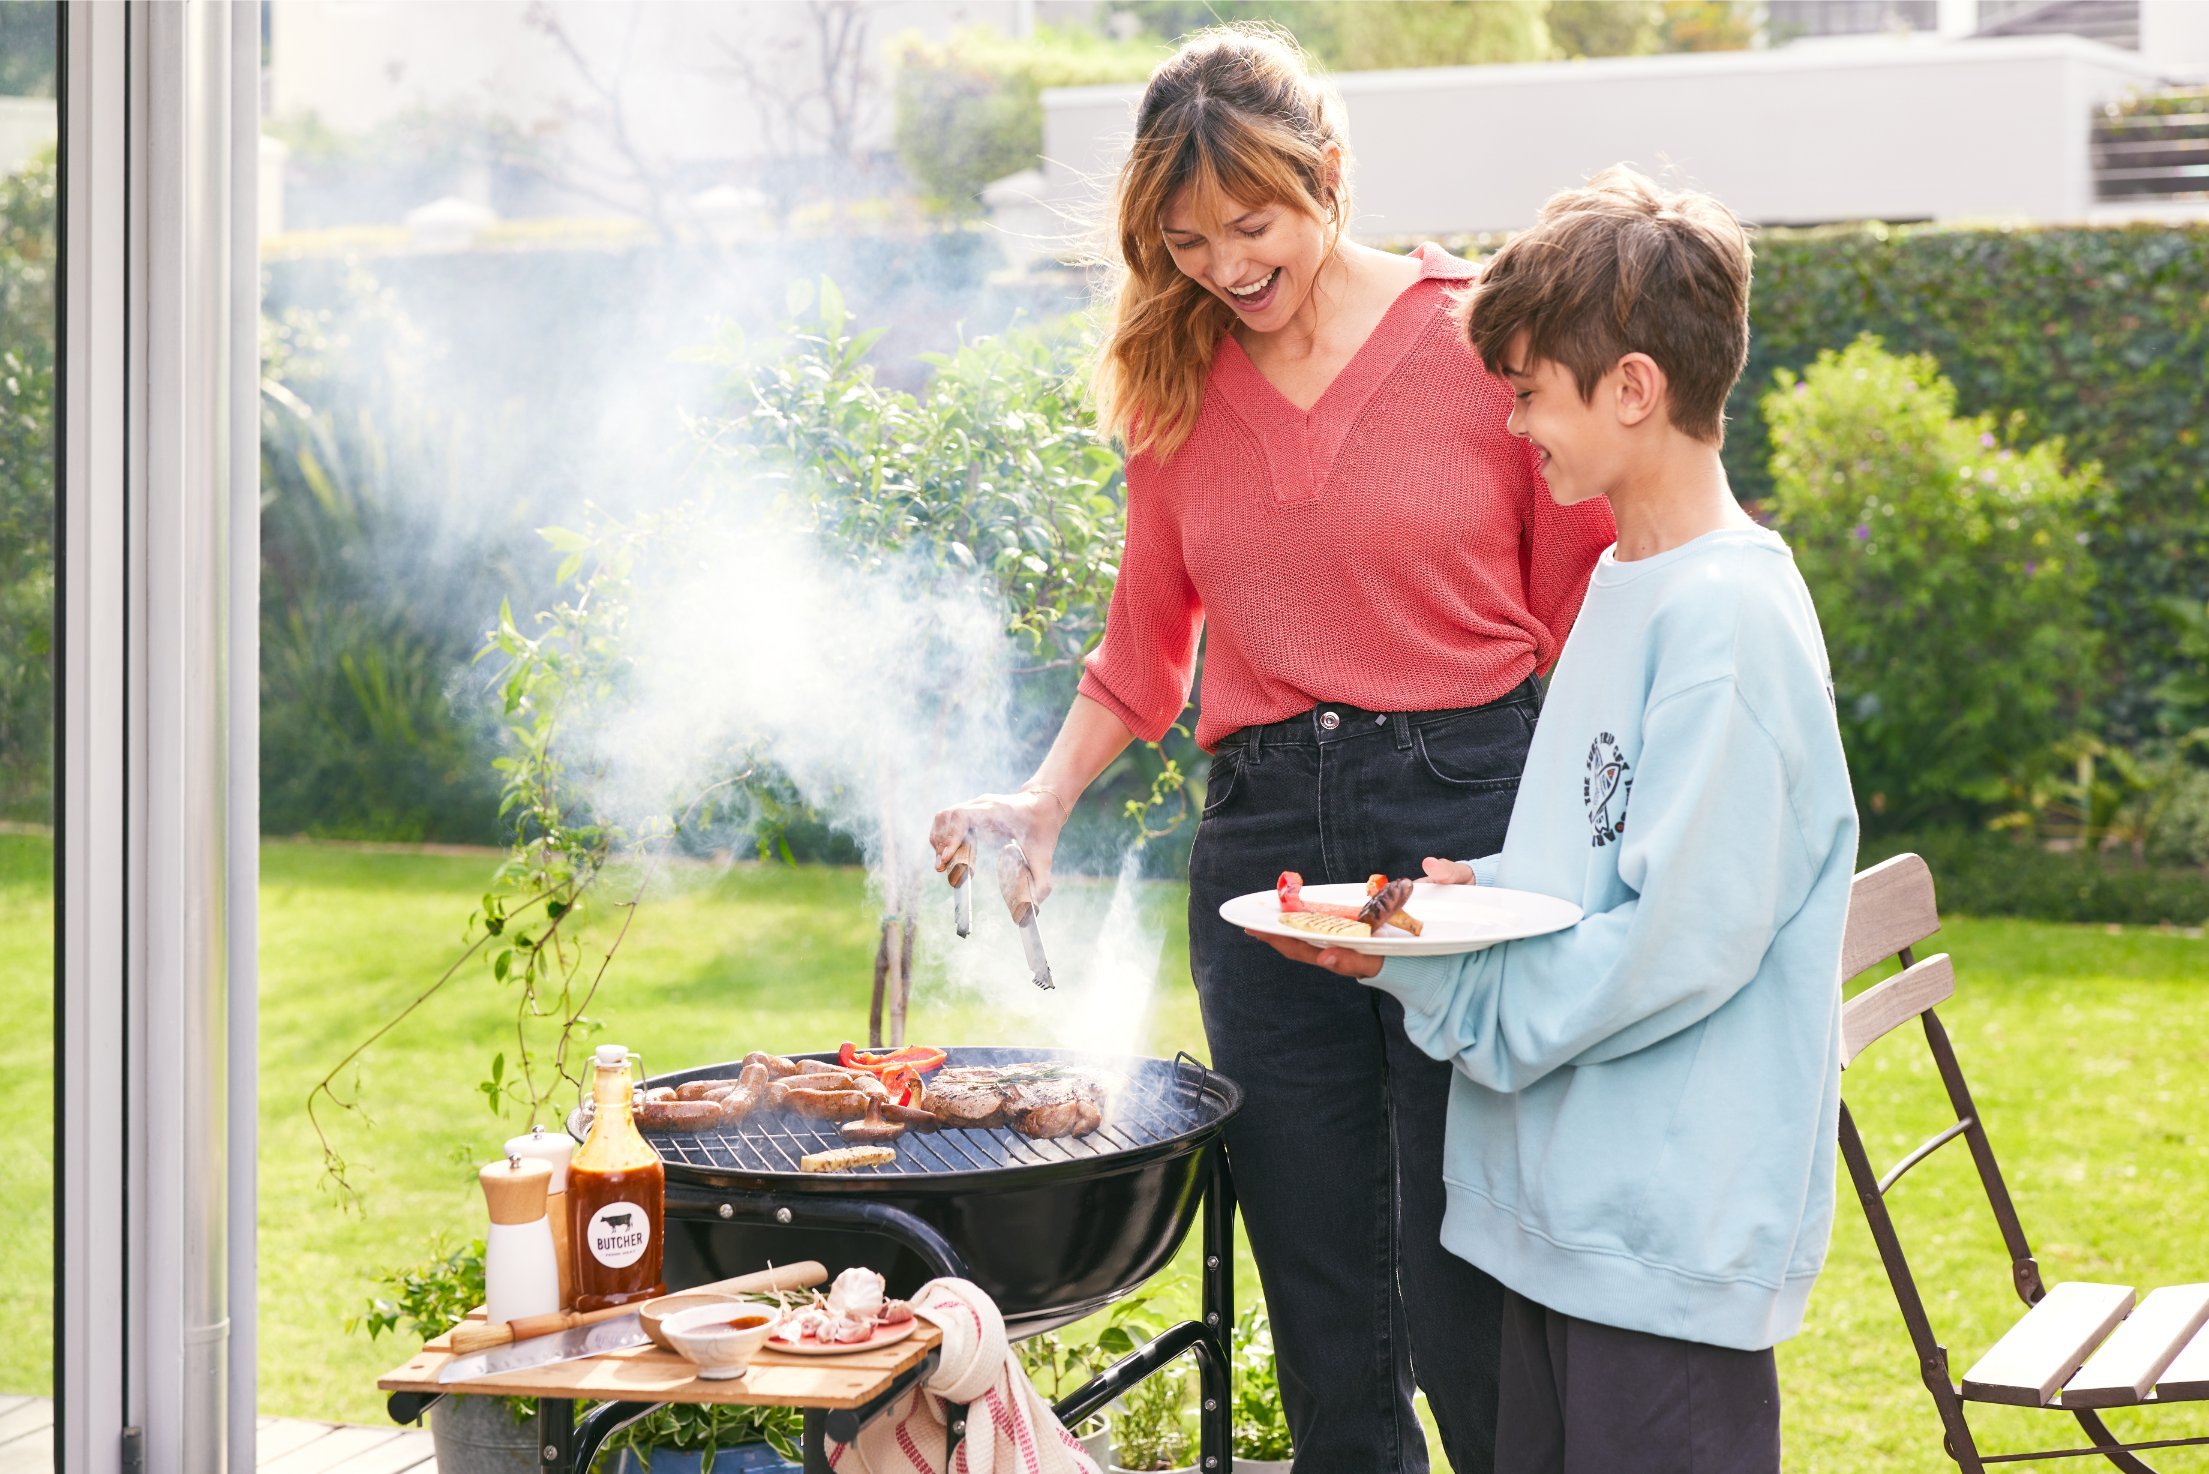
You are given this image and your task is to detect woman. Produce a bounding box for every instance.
[929,27,1614,1473]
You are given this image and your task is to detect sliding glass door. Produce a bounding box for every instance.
[0,3,59,1468]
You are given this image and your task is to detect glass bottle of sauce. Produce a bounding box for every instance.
[569,1044,666,1312]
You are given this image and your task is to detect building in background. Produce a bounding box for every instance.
[1013,0,2209,241]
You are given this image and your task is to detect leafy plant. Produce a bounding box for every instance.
[1229,1304,1291,1462]
[0,149,56,821]
[1725,221,2209,743]
[1764,336,2103,829]
[1111,1362,1193,1472]
[892,25,1164,217]
[699,277,1195,858]
[597,1403,803,1471]
[308,513,681,1202]
[1859,829,2209,927]
[351,1235,490,1345]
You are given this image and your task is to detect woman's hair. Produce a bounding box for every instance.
[1092,24,1349,462]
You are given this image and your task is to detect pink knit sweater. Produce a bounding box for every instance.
[1079,244,1618,753]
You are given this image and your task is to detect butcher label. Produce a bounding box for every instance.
[586,1200,650,1269]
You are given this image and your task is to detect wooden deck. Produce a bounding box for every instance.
[0,1400,438,1473]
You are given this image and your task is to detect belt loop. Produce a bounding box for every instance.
[1392,711,1412,751]
[1247,723,1264,764]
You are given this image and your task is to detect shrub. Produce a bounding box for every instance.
[257,293,513,844]
[1862,831,2209,928]
[1726,223,2209,741]
[892,26,1165,217]
[1765,337,2102,829]
[0,150,55,821]
[2143,764,2209,870]
[706,280,1198,866]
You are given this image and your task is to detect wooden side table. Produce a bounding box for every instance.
[380,1321,956,1473]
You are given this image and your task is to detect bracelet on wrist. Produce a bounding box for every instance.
[1020,784,1072,821]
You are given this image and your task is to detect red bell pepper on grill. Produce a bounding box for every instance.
[879,1065,924,1107]
[837,1042,948,1077]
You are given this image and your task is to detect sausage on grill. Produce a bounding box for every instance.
[780,1087,872,1122]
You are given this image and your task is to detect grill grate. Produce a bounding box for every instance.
[641,1051,1219,1178]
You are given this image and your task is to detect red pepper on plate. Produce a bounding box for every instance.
[1275,871,1366,920]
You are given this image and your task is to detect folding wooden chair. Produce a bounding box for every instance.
[1838,853,2209,1472]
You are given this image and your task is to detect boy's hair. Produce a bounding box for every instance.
[1458,166,1752,445]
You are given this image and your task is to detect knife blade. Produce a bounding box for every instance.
[439,1310,652,1384]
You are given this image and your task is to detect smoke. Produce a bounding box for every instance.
[585,505,1166,1052]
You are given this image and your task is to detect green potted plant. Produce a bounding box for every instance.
[598,1404,804,1472]
[1108,1362,1194,1474]
[1229,1304,1292,1472]
[352,1238,539,1473]
[1018,1328,1115,1468]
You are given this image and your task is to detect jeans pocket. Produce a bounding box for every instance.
[1412,706,1533,791]
[1200,746,1246,817]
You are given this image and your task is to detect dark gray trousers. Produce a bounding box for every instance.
[1496,1290,1782,1474]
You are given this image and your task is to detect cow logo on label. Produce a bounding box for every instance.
[587,1200,651,1269]
[1583,732,1633,848]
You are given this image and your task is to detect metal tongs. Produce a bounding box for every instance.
[947,830,1055,990]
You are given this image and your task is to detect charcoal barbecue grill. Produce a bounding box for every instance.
[640,1047,1238,1340]
[387,1045,1246,1474]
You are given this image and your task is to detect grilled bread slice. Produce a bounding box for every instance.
[800,1145,896,1172]
[1280,912,1372,938]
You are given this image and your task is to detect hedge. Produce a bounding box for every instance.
[1723,223,2209,741]
[1862,830,2209,929]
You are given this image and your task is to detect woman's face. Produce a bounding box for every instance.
[1159,186,1332,334]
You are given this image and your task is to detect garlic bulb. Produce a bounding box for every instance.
[825,1266,887,1319]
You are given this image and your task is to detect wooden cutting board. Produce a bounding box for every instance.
[378,1321,940,1409]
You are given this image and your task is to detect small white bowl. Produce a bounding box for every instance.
[660,1303,781,1380]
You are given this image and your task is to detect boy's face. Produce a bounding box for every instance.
[1498,333,1628,507]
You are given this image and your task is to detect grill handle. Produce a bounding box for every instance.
[1170,1050,1217,1108]
[665,1185,975,1283]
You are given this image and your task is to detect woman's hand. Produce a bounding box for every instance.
[929,788,1070,900]
[1422,856,1475,885]
[1244,929,1384,979]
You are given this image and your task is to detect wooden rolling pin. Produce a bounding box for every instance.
[447,1259,828,1355]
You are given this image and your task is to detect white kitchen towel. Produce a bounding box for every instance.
[827,1277,1101,1474]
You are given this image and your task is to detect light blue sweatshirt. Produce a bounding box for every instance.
[1371,526,1858,1351]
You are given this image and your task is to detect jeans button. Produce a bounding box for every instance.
[1318,710,1340,732]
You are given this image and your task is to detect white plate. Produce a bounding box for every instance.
[1220,881,1582,957]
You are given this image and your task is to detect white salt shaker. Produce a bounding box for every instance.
[479,1153,560,1326]
[505,1124,576,1308]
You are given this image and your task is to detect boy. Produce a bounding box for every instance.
[1254,166,1859,1473]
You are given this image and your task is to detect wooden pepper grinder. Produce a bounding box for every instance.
[505,1123,575,1308]
[479,1153,560,1327]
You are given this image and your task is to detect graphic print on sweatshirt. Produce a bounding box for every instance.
[1584,732,1633,847]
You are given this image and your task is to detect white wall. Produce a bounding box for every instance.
[2139,0,2209,77]
[1038,35,2172,237]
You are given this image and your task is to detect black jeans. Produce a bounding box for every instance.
[1187,682,1541,1474]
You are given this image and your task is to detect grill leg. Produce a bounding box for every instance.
[805,1409,831,1474]
[1200,1144,1236,1472]
[537,1398,574,1474]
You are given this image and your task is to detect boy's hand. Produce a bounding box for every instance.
[1244,929,1384,979]
[1422,856,1475,885]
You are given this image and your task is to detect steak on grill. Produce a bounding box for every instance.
[920,1064,1113,1139]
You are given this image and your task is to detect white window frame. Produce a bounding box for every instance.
[59,3,260,1471]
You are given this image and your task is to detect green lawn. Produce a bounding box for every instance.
[3,831,2206,1470]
